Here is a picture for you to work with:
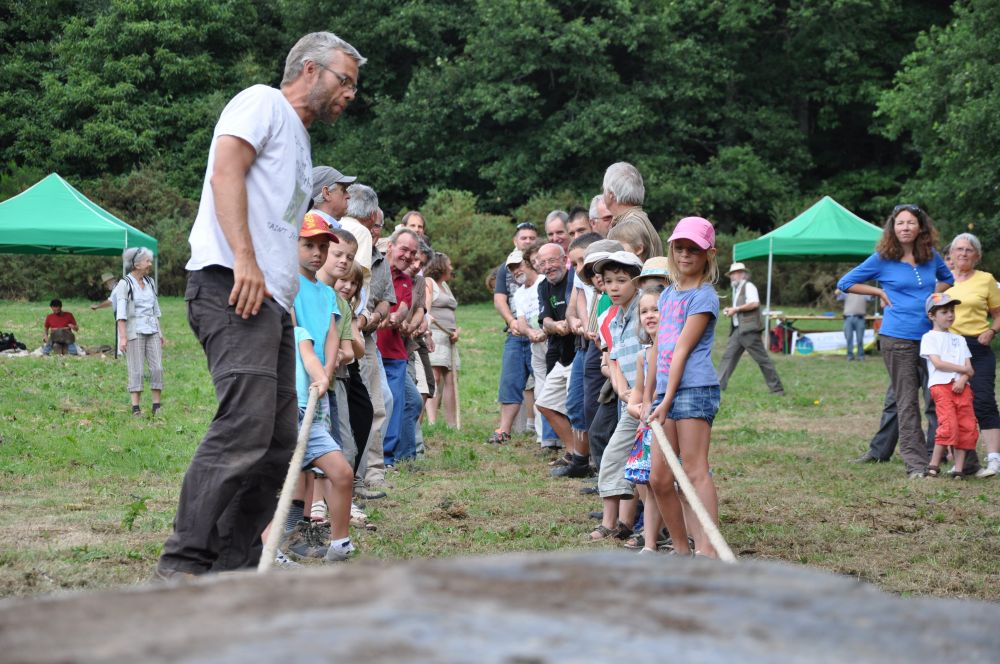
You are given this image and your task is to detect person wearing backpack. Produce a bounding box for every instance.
[112,247,164,416]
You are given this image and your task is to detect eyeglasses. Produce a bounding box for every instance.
[516,222,537,232]
[537,257,563,267]
[316,62,358,93]
[892,204,923,217]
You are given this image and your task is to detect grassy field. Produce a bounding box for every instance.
[1,297,998,601]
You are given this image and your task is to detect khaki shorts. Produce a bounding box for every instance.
[535,361,572,416]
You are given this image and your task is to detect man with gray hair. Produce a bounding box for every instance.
[310,165,356,226]
[545,210,570,253]
[602,162,662,259]
[158,32,365,578]
[589,194,613,237]
[321,181,396,497]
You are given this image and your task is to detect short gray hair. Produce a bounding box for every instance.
[282,32,366,86]
[602,162,645,206]
[588,194,603,220]
[545,210,569,228]
[345,183,379,219]
[950,232,982,257]
[389,227,419,245]
[123,247,153,273]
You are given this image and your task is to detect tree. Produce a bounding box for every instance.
[877,0,1000,260]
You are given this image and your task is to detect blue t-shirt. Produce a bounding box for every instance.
[837,251,952,341]
[293,274,338,365]
[655,283,719,395]
[294,326,315,408]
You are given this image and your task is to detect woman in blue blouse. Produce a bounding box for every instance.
[837,205,952,477]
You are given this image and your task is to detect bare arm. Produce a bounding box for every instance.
[847,283,890,308]
[210,136,268,319]
[650,313,713,425]
[926,354,973,376]
[626,356,645,419]
[566,288,583,336]
[323,315,341,380]
[494,293,518,333]
[299,338,330,395]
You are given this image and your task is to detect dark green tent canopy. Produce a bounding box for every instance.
[0,173,157,255]
[733,196,881,262]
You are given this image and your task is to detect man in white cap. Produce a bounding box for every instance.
[717,262,785,395]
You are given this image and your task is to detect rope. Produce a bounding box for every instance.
[648,420,737,563]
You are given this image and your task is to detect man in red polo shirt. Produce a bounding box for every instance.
[43,299,81,355]
[377,227,423,466]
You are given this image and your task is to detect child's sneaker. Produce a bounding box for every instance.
[274,549,302,569]
[324,541,356,563]
[284,520,328,559]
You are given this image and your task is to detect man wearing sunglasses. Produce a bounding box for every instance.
[158,32,365,579]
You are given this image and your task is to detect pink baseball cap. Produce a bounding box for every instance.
[668,216,715,249]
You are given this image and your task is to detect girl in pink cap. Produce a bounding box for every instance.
[644,216,721,557]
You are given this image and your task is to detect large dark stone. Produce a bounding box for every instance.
[0,552,997,663]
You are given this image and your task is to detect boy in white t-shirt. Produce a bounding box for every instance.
[509,248,548,443]
[920,293,978,478]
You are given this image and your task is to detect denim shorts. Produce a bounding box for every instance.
[498,334,532,404]
[299,400,341,468]
[661,385,721,425]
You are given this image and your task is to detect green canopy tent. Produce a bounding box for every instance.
[732,195,883,332]
[0,172,158,269]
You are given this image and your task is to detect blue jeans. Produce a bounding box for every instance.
[844,315,865,358]
[498,334,532,404]
[382,359,421,464]
[378,353,393,441]
[567,348,586,431]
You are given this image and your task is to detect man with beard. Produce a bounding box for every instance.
[157,32,365,578]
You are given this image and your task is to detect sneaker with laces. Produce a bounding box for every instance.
[274,549,302,569]
[976,458,1000,478]
[324,542,356,563]
[284,520,329,559]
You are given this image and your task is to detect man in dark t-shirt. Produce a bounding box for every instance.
[488,222,544,444]
[534,243,588,477]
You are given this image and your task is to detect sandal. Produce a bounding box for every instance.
[614,521,634,541]
[623,534,644,550]
[926,465,939,477]
[486,430,510,444]
[587,525,619,542]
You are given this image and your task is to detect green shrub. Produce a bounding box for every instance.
[421,189,512,304]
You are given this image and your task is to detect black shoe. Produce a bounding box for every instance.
[551,462,590,479]
[579,486,599,495]
[853,454,884,464]
[588,511,603,520]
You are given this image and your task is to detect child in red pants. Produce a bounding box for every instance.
[920,293,978,478]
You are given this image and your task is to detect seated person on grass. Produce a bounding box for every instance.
[42,299,80,355]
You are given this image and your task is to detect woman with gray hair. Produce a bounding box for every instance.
[945,232,1000,477]
[111,247,164,416]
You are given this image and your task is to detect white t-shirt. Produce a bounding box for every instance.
[732,280,759,328]
[186,85,313,312]
[511,276,542,329]
[920,330,971,387]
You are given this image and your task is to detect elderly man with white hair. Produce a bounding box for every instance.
[158,32,365,579]
[589,194,613,237]
[602,162,663,259]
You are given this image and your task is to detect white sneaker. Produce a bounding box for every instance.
[274,549,302,569]
[976,459,1000,478]
[324,542,356,563]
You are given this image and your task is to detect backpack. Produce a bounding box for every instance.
[120,275,156,300]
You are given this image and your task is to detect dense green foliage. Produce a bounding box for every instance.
[1,0,996,300]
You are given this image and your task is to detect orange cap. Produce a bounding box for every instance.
[300,211,339,241]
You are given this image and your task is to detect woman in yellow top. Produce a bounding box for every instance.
[946,232,1000,477]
